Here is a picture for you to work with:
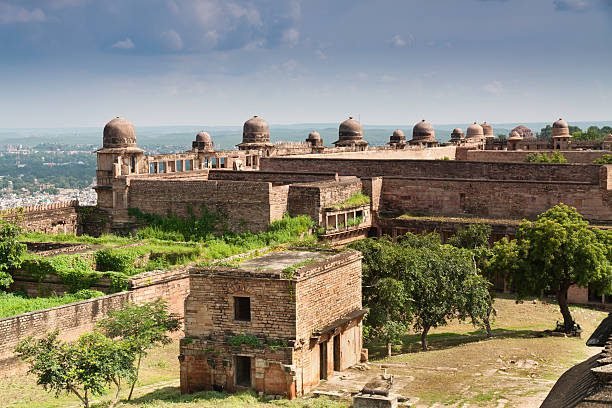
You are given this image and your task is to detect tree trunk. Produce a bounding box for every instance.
[421,326,430,351]
[387,342,392,357]
[484,304,493,337]
[557,281,574,333]
[128,353,142,401]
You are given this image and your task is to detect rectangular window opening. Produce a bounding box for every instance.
[234,296,251,321]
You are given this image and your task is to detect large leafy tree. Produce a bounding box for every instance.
[511,204,610,332]
[97,299,181,400]
[15,331,135,408]
[349,238,412,357]
[0,221,26,289]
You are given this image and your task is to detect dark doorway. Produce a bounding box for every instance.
[319,341,328,380]
[333,335,341,371]
[235,356,252,387]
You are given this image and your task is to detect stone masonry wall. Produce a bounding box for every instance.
[0,201,79,234]
[287,179,362,224]
[184,271,296,340]
[380,177,612,223]
[260,157,602,184]
[128,179,282,232]
[461,150,610,164]
[0,267,190,376]
[208,170,339,185]
[295,251,362,342]
[0,293,131,376]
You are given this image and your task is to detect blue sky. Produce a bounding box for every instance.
[1,0,611,127]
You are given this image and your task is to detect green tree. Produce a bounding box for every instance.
[15,331,135,408]
[97,299,181,400]
[511,204,610,332]
[593,154,612,165]
[407,244,491,350]
[349,238,412,357]
[448,224,495,336]
[0,221,27,290]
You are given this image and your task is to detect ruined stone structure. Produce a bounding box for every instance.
[179,249,365,398]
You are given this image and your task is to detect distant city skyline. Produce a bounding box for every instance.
[1,0,611,128]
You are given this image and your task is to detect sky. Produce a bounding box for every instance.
[0,0,611,128]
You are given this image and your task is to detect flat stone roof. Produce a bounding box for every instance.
[282,146,456,160]
[239,250,330,274]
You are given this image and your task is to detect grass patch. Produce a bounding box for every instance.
[0,290,103,318]
[327,192,370,211]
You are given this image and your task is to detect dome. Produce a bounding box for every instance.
[242,115,270,144]
[389,129,406,145]
[508,130,522,141]
[411,119,436,142]
[307,130,322,141]
[450,128,464,140]
[466,122,484,139]
[103,117,136,148]
[338,117,364,141]
[511,125,534,140]
[193,131,214,151]
[552,118,571,138]
[195,131,212,143]
[481,122,494,138]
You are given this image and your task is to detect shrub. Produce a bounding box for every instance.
[525,152,567,163]
[94,248,139,274]
[593,154,612,165]
[329,192,371,210]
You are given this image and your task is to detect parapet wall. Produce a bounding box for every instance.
[459,150,609,164]
[0,266,190,376]
[208,170,339,185]
[0,201,79,234]
[128,179,287,232]
[380,177,611,224]
[287,178,363,224]
[261,158,602,184]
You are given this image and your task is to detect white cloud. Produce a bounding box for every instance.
[111,38,135,50]
[0,3,46,24]
[483,80,504,95]
[315,49,327,60]
[390,34,414,48]
[160,29,184,51]
[281,28,300,47]
[554,0,590,11]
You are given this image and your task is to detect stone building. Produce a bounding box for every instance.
[409,120,438,147]
[388,129,407,148]
[334,117,369,150]
[179,249,365,398]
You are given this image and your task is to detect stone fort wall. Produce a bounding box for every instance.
[127,179,289,233]
[0,201,79,234]
[260,157,603,183]
[379,177,611,224]
[459,149,609,164]
[0,267,190,376]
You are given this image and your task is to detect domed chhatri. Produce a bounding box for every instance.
[410,119,437,145]
[335,117,368,148]
[481,122,494,139]
[192,131,214,152]
[242,115,271,144]
[103,117,137,148]
[306,130,323,148]
[466,122,484,139]
[389,129,406,145]
[552,118,571,138]
[508,130,523,141]
[338,117,364,140]
[511,125,535,140]
[450,128,464,140]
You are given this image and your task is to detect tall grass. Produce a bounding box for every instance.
[0,290,104,319]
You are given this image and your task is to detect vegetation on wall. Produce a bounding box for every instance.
[328,192,370,210]
[525,152,567,164]
[593,154,612,164]
[0,290,103,319]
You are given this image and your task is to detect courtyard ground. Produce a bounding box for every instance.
[2,295,608,408]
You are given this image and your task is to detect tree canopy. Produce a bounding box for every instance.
[0,221,26,290]
[494,204,611,332]
[350,233,491,351]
